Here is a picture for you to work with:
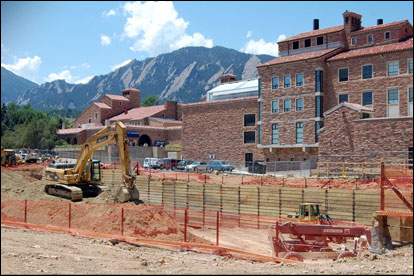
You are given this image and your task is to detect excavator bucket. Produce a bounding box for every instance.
[115,186,140,203]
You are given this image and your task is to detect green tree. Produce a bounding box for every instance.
[142,95,159,106]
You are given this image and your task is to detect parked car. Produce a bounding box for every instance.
[176,160,194,170]
[207,160,235,172]
[143,158,162,169]
[160,158,180,170]
[185,161,208,172]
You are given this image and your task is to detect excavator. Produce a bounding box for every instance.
[44,121,139,203]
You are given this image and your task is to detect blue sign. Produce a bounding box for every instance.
[154,141,165,147]
[127,132,140,138]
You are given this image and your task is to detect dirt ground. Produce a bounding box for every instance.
[1,169,413,274]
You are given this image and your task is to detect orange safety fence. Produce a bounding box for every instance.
[380,164,413,218]
[1,196,369,263]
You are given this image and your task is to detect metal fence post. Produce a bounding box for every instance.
[238,186,241,227]
[184,209,188,243]
[216,211,220,246]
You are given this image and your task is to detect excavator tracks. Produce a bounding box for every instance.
[44,184,83,201]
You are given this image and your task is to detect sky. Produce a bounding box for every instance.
[1,1,413,85]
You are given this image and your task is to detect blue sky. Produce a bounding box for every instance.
[1,1,413,85]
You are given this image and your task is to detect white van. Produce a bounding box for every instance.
[143,158,161,169]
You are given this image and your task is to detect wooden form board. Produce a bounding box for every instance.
[105,172,381,226]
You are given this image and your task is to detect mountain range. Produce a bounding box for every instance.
[1,46,275,110]
[1,67,38,104]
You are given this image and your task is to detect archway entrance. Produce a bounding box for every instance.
[138,134,152,146]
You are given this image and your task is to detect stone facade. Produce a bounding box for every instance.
[73,88,141,127]
[319,105,413,161]
[181,97,266,164]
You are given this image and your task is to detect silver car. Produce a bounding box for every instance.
[185,161,208,172]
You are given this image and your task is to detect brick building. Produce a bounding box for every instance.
[182,10,413,165]
[257,10,413,163]
[58,88,183,148]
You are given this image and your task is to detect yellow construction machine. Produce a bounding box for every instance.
[287,203,334,224]
[1,147,20,166]
[44,121,139,202]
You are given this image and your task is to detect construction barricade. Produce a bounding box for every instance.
[2,196,371,263]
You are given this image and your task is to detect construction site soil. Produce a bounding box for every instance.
[1,168,413,275]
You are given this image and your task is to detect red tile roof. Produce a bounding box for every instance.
[352,20,409,34]
[94,102,111,109]
[258,47,341,67]
[324,101,374,116]
[109,105,166,121]
[180,96,257,108]
[327,38,413,61]
[104,94,129,101]
[280,25,344,43]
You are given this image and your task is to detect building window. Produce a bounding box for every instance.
[244,114,256,127]
[315,70,323,92]
[351,37,357,46]
[95,112,98,119]
[387,61,399,76]
[317,36,324,45]
[296,122,303,144]
[304,39,311,47]
[362,91,373,106]
[272,77,279,89]
[339,68,348,82]
[284,75,291,88]
[119,101,122,106]
[387,88,399,117]
[385,31,391,40]
[367,34,373,43]
[272,101,279,113]
[339,93,349,104]
[272,124,279,144]
[408,59,413,74]
[296,73,303,87]
[293,41,299,49]
[88,118,92,124]
[244,131,255,144]
[315,96,323,117]
[362,65,373,79]
[258,102,262,121]
[284,99,291,112]
[388,89,399,104]
[296,98,303,111]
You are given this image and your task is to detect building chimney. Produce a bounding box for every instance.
[377,19,383,25]
[220,74,237,84]
[313,19,319,30]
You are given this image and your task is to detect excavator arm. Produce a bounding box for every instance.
[50,121,139,202]
[68,122,134,186]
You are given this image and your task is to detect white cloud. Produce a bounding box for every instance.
[1,55,41,82]
[111,59,133,71]
[101,35,111,46]
[240,34,286,56]
[75,75,94,84]
[81,63,91,69]
[103,9,117,17]
[122,1,213,56]
[44,70,74,83]
[246,30,252,39]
